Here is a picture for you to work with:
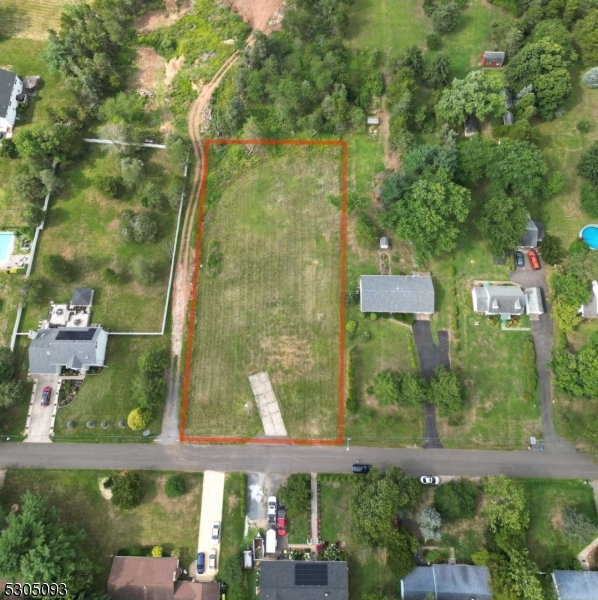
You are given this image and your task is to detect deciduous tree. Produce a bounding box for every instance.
[483,475,529,533]
[111,471,144,509]
[429,366,464,416]
[478,193,529,255]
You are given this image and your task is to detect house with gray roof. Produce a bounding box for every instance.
[0,68,23,138]
[28,327,108,375]
[260,560,348,600]
[401,565,491,600]
[552,570,598,600]
[580,280,598,319]
[360,274,435,315]
[71,287,94,307]
[472,284,525,318]
[519,217,545,248]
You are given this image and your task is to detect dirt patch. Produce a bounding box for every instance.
[379,96,400,171]
[226,0,284,32]
[134,0,191,33]
[165,55,185,87]
[98,477,113,500]
[133,47,166,91]
[375,547,388,565]
[259,336,314,370]
[228,493,239,510]
[551,506,564,530]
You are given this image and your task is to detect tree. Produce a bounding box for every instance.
[95,175,125,199]
[0,347,16,381]
[417,507,442,541]
[582,67,598,88]
[140,182,167,210]
[0,139,18,158]
[278,474,311,515]
[43,254,75,281]
[550,272,591,307]
[531,19,575,61]
[483,475,529,533]
[111,471,144,509]
[164,475,186,498]
[550,336,598,397]
[99,92,146,123]
[553,301,582,333]
[580,182,598,217]
[383,168,470,259]
[578,141,598,187]
[434,478,478,520]
[127,407,151,431]
[218,554,245,600]
[15,123,81,162]
[506,39,573,120]
[478,193,529,255]
[120,157,144,190]
[0,492,98,596]
[20,204,45,228]
[539,234,564,264]
[132,256,159,285]
[39,169,63,194]
[385,528,418,578]
[432,2,461,33]
[400,373,427,407]
[424,51,451,89]
[11,167,46,204]
[151,545,164,557]
[354,213,378,248]
[380,171,411,209]
[574,9,598,65]
[165,134,189,168]
[436,70,504,126]
[455,136,493,187]
[373,371,401,405]
[429,366,464,416]
[391,45,424,76]
[0,381,25,410]
[120,212,158,244]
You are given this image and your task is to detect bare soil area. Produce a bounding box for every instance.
[165,55,186,87]
[134,0,191,33]
[226,0,284,32]
[133,47,166,90]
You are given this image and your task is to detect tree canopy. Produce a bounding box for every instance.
[478,193,529,255]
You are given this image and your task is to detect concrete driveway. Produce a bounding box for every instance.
[24,375,58,443]
[191,470,225,581]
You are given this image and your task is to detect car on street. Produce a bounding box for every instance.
[528,249,540,270]
[41,386,52,406]
[277,506,287,536]
[211,522,220,543]
[352,463,371,474]
[420,476,440,485]
[196,552,205,574]
[514,251,524,268]
[209,549,217,570]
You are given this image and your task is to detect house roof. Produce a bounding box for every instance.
[71,287,94,306]
[107,556,179,600]
[503,110,514,125]
[535,220,545,242]
[472,285,525,316]
[260,561,349,600]
[360,274,435,314]
[483,51,505,61]
[28,327,108,374]
[580,281,598,317]
[401,565,491,600]
[552,570,598,600]
[520,218,539,247]
[0,68,18,119]
[173,582,220,600]
[525,287,544,315]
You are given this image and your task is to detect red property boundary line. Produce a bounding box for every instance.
[179,139,348,446]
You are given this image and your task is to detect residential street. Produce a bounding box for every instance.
[2,443,598,479]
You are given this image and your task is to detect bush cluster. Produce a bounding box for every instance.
[346,347,358,414]
[206,240,223,277]
[112,471,144,510]
[434,478,478,520]
[523,337,538,397]
[0,347,26,412]
[164,475,187,498]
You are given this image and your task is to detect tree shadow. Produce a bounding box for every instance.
[0,5,32,40]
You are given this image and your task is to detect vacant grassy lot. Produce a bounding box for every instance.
[20,147,178,332]
[0,469,203,587]
[319,479,397,599]
[220,473,247,564]
[53,336,168,441]
[0,0,65,39]
[0,276,21,346]
[185,147,343,439]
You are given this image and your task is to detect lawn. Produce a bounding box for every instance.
[319,479,397,599]
[523,478,598,570]
[220,473,248,565]
[0,276,22,346]
[0,0,66,39]
[185,146,343,439]
[0,469,203,588]
[53,336,168,441]
[20,146,179,332]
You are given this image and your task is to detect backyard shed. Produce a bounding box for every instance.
[360,274,435,314]
[71,287,94,307]
[380,237,389,250]
[367,116,380,125]
[481,51,506,67]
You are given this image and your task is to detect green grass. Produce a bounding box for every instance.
[287,501,310,545]
[53,336,168,441]
[523,478,598,570]
[186,147,343,439]
[0,469,203,588]
[0,0,66,39]
[0,276,22,346]
[20,147,178,332]
[220,473,248,565]
[319,480,396,599]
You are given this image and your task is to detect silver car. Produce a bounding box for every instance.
[211,522,220,543]
[420,476,440,485]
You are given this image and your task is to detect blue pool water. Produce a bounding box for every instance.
[0,232,15,263]
[581,225,598,250]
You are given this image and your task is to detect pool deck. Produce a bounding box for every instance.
[0,254,29,272]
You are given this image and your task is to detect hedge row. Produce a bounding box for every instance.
[523,337,538,397]
[346,347,358,414]
[318,474,355,483]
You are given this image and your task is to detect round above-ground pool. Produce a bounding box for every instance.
[580,225,598,249]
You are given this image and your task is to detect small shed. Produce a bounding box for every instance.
[367,116,380,126]
[502,110,514,126]
[481,51,505,67]
[243,550,253,569]
[380,237,389,250]
[464,117,478,137]
[23,76,40,95]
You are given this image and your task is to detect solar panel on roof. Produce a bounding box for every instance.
[295,563,328,586]
[55,329,96,341]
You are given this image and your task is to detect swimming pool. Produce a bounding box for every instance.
[0,232,15,264]
[580,225,598,250]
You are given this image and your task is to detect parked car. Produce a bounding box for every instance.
[196,552,205,574]
[209,549,217,570]
[277,506,287,536]
[211,522,220,543]
[41,386,52,406]
[528,249,540,270]
[352,463,372,474]
[268,496,277,525]
[514,251,524,268]
[420,476,440,485]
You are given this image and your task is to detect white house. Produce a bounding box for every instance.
[0,69,24,139]
[472,285,525,319]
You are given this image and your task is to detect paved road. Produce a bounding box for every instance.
[2,443,598,479]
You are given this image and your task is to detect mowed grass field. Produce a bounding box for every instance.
[0,0,65,39]
[185,147,343,439]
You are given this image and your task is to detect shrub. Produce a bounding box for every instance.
[523,338,536,367]
[540,234,564,264]
[345,288,359,305]
[522,392,533,401]
[582,67,598,89]
[526,369,538,392]
[127,407,151,431]
[346,320,357,333]
[426,33,442,50]
[578,141,598,188]
[577,119,593,133]
[164,475,186,498]
[346,347,358,414]
[545,171,565,198]
[206,241,223,276]
[417,507,442,542]
[372,370,401,405]
[102,267,121,284]
[370,312,378,321]
[355,213,378,248]
[362,331,371,341]
[472,548,490,566]
[132,256,159,285]
[96,174,125,199]
[151,545,163,557]
[0,139,18,158]
[434,479,478,520]
[429,367,464,417]
[580,182,598,218]
[112,471,144,510]
[562,507,598,543]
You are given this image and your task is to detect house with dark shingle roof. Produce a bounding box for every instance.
[71,287,94,307]
[551,570,598,600]
[260,561,348,600]
[28,327,108,375]
[401,565,491,600]
[472,284,525,318]
[107,556,219,600]
[0,68,23,138]
[519,217,545,248]
[360,274,435,315]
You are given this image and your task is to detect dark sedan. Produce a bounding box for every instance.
[514,251,524,268]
